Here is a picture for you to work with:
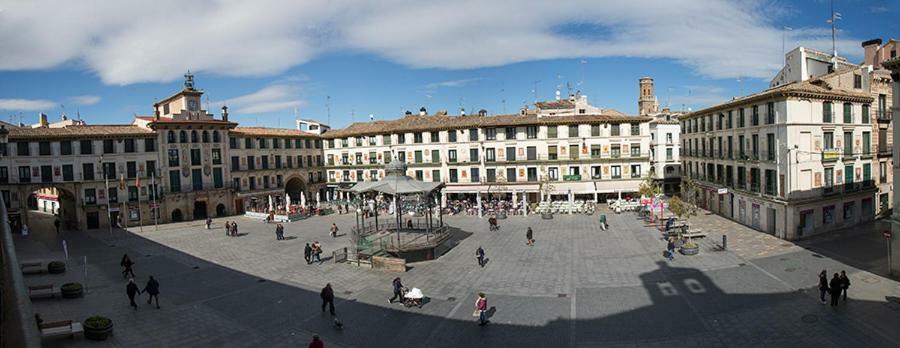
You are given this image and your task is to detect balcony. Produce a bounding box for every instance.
[877,110,892,123]
[791,180,876,201]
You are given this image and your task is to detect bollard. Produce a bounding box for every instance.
[722,235,727,251]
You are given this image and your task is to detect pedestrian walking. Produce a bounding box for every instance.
[309,334,324,348]
[225,221,231,236]
[275,224,283,240]
[126,278,141,310]
[476,246,485,267]
[839,270,850,301]
[233,222,239,236]
[206,217,212,229]
[330,223,338,238]
[321,283,335,315]
[21,223,29,237]
[304,243,313,264]
[143,276,160,309]
[829,273,842,307]
[54,218,61,235]
[389,277,404,304]
[312,241,323,263]
[526,227,534,246]
[121,254,136,279]
[818,270,829,304]
[665,237,676,261]
[475,292,488,326]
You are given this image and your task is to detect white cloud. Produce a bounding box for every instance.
[68,95,101,105]
[0,0,865,84]
[222,84,305,114]
[0,98,57,111]
[424,78,483,90]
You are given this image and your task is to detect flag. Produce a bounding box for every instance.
[119,174,125,190]
[135,176,140,188]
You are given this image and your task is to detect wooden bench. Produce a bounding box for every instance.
[28,284,57,299]
[682,230,707,239]
[21,262,44,275]
[40,320,83,340]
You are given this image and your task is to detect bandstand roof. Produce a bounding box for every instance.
[346,159,444,195]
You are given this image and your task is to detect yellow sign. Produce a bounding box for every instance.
[822,149,840,160]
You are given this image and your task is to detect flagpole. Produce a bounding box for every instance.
[136,175,143,233]
[120,174,127,230]
[152,173,159,231]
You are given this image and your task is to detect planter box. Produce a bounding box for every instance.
[47,261,66,274]
[680,245,700,256]
[60,283,83,299]
[84,317,113,341]
[541,213,553,220]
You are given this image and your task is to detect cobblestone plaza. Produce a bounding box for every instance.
[17,208,900,347]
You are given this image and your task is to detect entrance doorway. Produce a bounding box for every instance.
[766,208,776,235]
[235,199,245,214]
[193,201,208,220]
[216,204,226,217]
[86,212,100,229]
[171,209,183,222]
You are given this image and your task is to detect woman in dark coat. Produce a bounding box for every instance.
[817,270,829,304]
[121,254,135,279]
[526,227,534,246]
[839,270,851,301]
[126,278,141,310]
[143,276,161,309]
[829,273,842,307]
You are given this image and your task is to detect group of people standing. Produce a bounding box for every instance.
[275,223,286,240]
[223,221,241,237]
[121,254,161,310]
[818,270,851,307]
[305,242,324,264]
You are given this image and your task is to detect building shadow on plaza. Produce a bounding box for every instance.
[29,226,899,348]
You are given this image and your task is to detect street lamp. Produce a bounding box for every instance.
[98,154,112,236]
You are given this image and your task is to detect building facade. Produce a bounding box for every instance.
[681,76,875,240]
[323,94,653,204]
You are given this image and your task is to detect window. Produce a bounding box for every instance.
[84,189,96,205]
[145,138,157,152]
[843,132,852,155]
[738,108,745,127]
[414,132,423,143]
[165,149,179,167]
[611,166,621,179]
[526,126,537,139]
[486,168,496,182]
[845,164,854,186]
[767,134,775,161]
[213,168,223,188]
[249,177,257,189]
[82,163,94,181]
[36,141,51,156]
[548,146,558,160]
[103,139,115,154]
[862,104,870,124]
[57,141,72,156]
[485,148,496,162]
[17,166,30,183]
[548,167,559,180]
[854,74,862,89]
[124,139,136,153]
[448,130,457,142]
[276,155,284,169]
[610,145,621,158]
[881,162,888,184]
[611,125,620,136]
[843,103,852,123]
[272,138,280,149]
[414,150,423,163]
[547,126,558,138]
[470,167,480,182]
[191,131,198,143]
[212,149,222,165]
[505,127,516,140]
[727,136,733,159]
[191,149,201,166]
[146,161,156,178]
[879,95,888,119]
[398,133,406,144]
[468,128,478,141]
[591,124,600,136]
[666,148,673,161]
[127,161,137,178]
[862,132,870,155]
[765,169,776,195]
[449,169,458,183]
[415,170,424,181]
[824,132,834,149]
[631,144,640,157]
[40,165,52,183]
[62,165,73,181]
[591,166,601,179]
[591,145,601,159]
[863,163,871,185]
[630,123,639,136]
[485,128,496,140]
[823,102,833,123]
[569,125,579,138]
[631,164,641,178]
[180,130,187,143]
[506,147,516,161]
[823,205,835,224]
[527,167,538,181]
[430,132,439,143]
[737,166,746,189]
[258,138,267,149]
[213,131,220,143]
[506,168,517,182]
[468,148,478,162]
[569,145,579,160]
[102,162,116,179]
[167,131,176,143]
[261,156,269,169]
[751,135,759,160]
[192,169,203,190]
[169,170,181,192]
[16,142,29,156]
[843,202,855,221]
[750,168,759,192]
[666,133,673,144]
[766,102,775,124]
[128,186,138,202]
[726,111,732,129]
[751,105,759,126]
[526,146,537,161]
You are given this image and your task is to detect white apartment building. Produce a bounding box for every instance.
[648,113,682,194]
[681,75,875,240]
[323,95,653,204]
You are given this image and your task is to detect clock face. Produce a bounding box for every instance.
[188,100,198,111]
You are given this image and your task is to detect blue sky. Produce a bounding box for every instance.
[0,0,896,129]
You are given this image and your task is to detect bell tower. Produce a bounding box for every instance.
[638,77,659,116]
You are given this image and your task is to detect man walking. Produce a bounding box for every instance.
[665,237,676,261]
[321,283,335,315]
[143,276,161,309]
[476,246,486,267]
[839,270,850,301]
[330,223,339,238]
[526,227,534,246]
[818,270,829,304]
[312,241,323,263]
[389,277,404,304]
[126,278,141,310]
[475,292,489,326]
[829,273,842,307]
[304,243,313,264]
[206,217,212,230]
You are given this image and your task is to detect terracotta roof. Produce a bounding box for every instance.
[136,116,237,126]
[535,100,575,109]
[153,88,203,106]
[231,127,319,138]
[323,113,651,138]
[8,125,153,140]
[680,78,873,119]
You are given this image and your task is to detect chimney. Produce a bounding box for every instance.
[460,107,466,116]
[419,107,427,116]
[154,108,161,121]
[221,105,229,121]
[478,109,487,117]
[404,110,413,116]
[862,38,883,67]
[38,112,48,127]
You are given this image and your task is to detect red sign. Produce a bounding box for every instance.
[884,230,893,240]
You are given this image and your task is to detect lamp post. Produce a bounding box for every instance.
[99,155,112,236]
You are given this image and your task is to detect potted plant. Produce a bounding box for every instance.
[680,239,700,255]
[60,282,83,299]
[84,315,113,341]
[47,261,66,274]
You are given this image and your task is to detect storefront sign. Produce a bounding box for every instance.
[717,188,728,194]
[822,149,841,160]
[563,175,581,181]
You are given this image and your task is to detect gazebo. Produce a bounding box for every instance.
[344,159,449,263]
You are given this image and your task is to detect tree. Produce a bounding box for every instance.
[669,177,700,224]
[638,170,662,198]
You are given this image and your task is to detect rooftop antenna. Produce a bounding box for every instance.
[782,26,793,67]
[500,88,506,114]
[826,0,841,60]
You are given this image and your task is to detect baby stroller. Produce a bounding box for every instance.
[402,287,425,308]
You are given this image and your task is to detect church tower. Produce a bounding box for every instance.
[638,77,659,116]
